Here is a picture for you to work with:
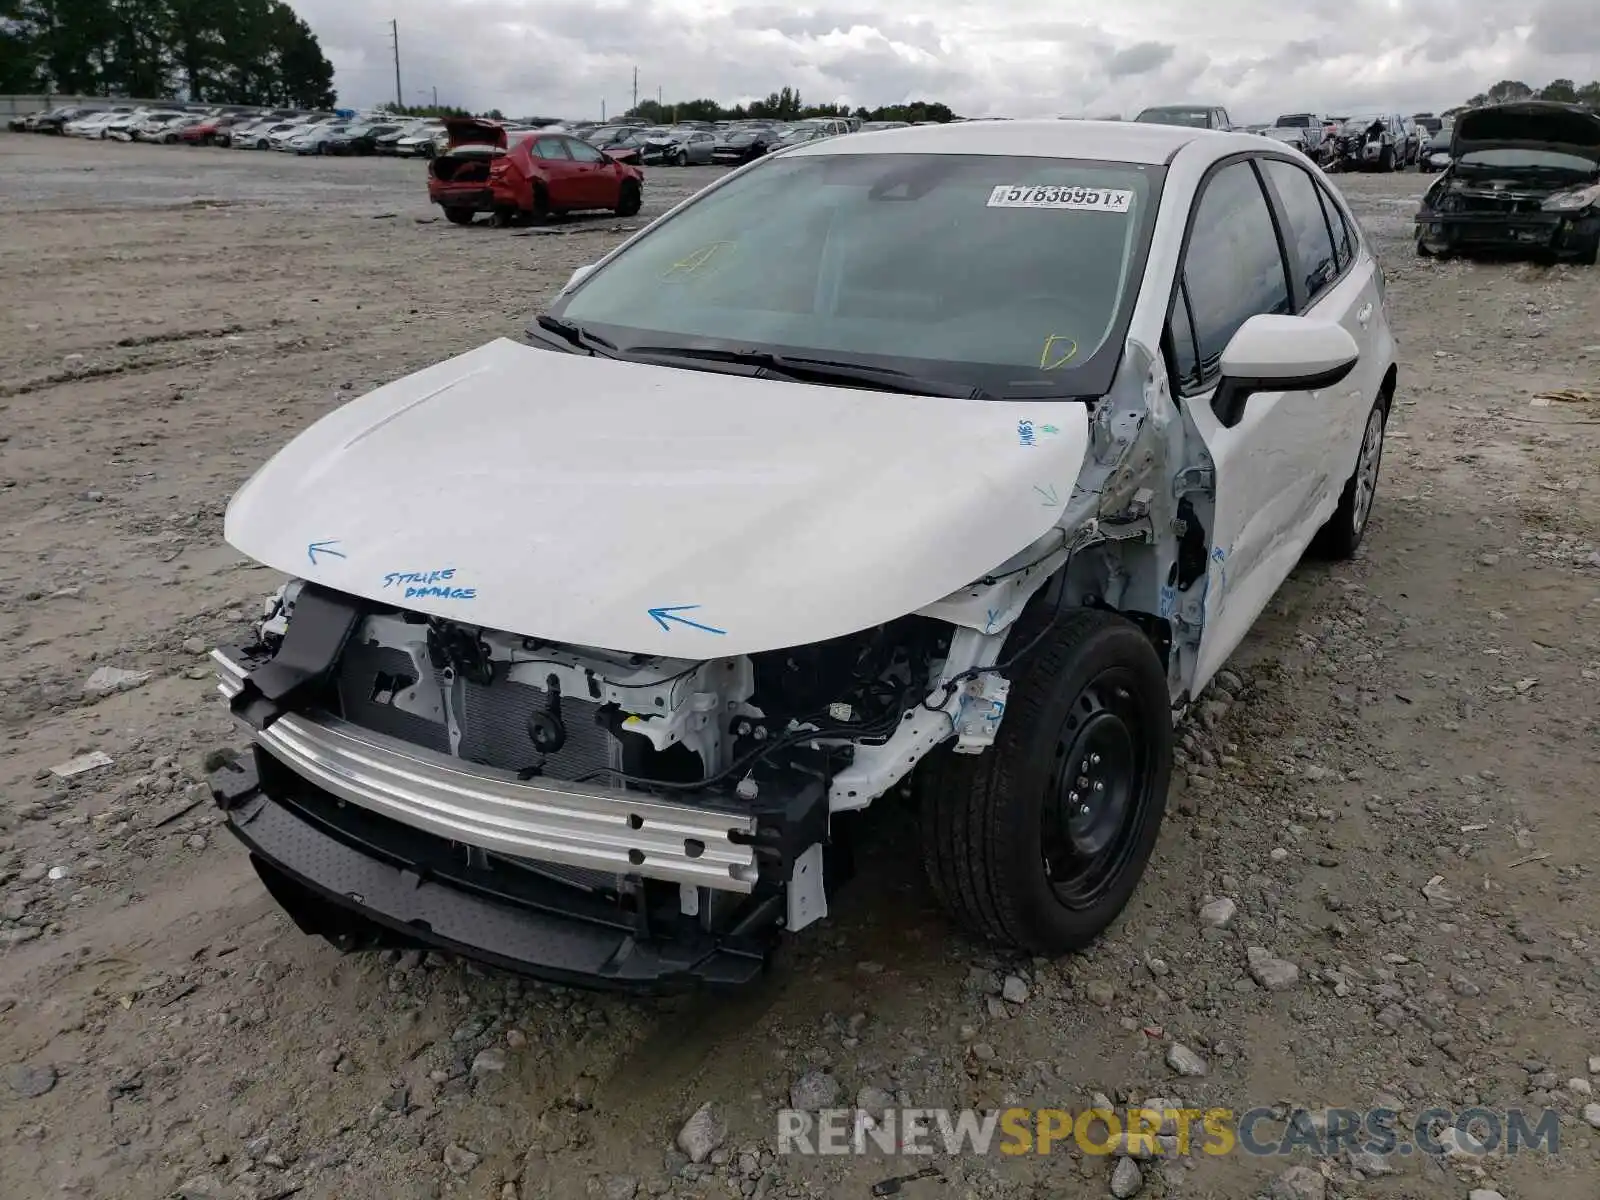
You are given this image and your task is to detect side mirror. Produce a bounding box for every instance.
[564,263,597,291]
[1212,314,1359,427]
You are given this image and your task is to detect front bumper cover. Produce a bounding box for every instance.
[203,585,831,988]
[212,748,774,988]
[1416,208,1600,256]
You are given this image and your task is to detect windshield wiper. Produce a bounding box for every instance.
[529,314,618,357]
[623,344,995,399]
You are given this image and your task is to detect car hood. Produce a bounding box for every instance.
[1451,102,1600,162]
[224,337,1093,658]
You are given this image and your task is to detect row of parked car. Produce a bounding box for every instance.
[1130,105,1451,172]
[14,102,454,157]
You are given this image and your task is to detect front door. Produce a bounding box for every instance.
[1164,157,1354,691]
[561,136,615,207]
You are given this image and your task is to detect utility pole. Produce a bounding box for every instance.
[601,99,606,121]
[632,67,638,114]
[389,20,402,111]
[657,85,662,104]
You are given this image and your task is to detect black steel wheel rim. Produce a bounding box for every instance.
[1040,667,1153,908]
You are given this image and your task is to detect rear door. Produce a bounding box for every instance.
[1163,155,1360,690]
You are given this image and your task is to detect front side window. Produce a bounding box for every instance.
[552,152,1163,398]
[1261,159,1340,305]
[565,138,605,162]
[1176,160,1290,389]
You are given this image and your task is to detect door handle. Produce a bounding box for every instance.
[1356,302,1373,325]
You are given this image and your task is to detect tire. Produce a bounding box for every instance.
[614,179,642,217]
[1576,235,1599,267]
[529,182,551,222]
[919,608,1173,955]
[1310,396,1386,559]
[443,208,475,226]
[674,149,688,166]
[1378,146,1395,172]
[489,207,515,228]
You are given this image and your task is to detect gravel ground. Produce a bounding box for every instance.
[2,134,1598,1200]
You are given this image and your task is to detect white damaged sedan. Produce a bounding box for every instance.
[210,120,1397,988]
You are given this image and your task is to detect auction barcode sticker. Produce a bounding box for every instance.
[987,185,1134,212]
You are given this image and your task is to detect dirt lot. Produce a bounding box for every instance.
[1,134,1598,1200]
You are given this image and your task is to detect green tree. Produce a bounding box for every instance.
[1484,79,1533,105]
[1538,78,1577,103]
[1575,80,1600,110]
[1,0,42,90]
[8,0,334,106]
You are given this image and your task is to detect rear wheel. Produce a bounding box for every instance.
[1311,397,1386,559]
[919,609,1172,954]
[614,179,642,217]
[443,208,475,226]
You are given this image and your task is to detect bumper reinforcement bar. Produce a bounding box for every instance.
[211,649,760,892]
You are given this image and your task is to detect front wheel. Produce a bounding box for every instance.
[614,179,642,217]
[920,609,1172,954]
[1311,397,1386,559]
[674,149,688,166]
[1378,146,1395,172]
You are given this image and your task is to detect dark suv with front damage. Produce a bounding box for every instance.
[1416,101,1600,265]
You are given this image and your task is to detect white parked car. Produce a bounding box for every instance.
[208,120,1397,988]
[63,110,125,138]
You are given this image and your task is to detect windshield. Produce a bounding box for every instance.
[1136,108,1209,127]
[1458,148,1599,173]
[1275,114,1315,127]
[551,151,1160,398]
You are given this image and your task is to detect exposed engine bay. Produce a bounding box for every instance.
[252,578,960,798]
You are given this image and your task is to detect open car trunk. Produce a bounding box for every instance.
[441,116,507,152]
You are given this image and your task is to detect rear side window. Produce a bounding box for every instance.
[1173,160,1290,391]
[1261,159,1339,306]
[1316,182,1357,270]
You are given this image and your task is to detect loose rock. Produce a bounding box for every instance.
[1267,1165,1326,1200]
[790,1069,840,1111]
[1198,897,1237,929]
[1165,1043,1207,1077]
[443,1144,480,1174]
[676,1102,727,1164]
[1246,946,1301,990]
[6,1063,58,1098]
[1109,1155,1143,1198]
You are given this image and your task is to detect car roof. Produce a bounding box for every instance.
[782,118,1228,165]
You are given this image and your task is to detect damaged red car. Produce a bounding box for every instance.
[428,118,645,227]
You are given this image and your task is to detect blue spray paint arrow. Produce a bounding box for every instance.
[647,605,727,635]
[1034,484,1060,506]
[307,539,346,566]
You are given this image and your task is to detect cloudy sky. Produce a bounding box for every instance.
[295,0,1594,122]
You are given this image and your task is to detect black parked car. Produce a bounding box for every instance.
[324,122,406,156]
[1416,101,1600,265]
[14,105,95,134]
[712,126,780,163]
